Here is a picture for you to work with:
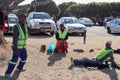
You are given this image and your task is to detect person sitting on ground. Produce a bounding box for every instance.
[54,23,69,53]
[71,41,120,69]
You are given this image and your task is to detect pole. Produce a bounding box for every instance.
[34,0,36,12]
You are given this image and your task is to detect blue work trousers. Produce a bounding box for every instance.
[5,48,27,74]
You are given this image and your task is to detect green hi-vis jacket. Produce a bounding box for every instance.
[58,29,67,39]
[96,48,113,63]
[16,23,28,49]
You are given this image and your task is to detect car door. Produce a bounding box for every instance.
[115,20,120,32]
[110,20,117,32]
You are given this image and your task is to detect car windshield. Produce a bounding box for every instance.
[64,18,79,24]
[9,17,18,23]
[33,13,51,19]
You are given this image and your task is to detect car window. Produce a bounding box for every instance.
[64,18,79,24]
[110,20,116,24]
[33,14,51,19]
[116,20,120,25]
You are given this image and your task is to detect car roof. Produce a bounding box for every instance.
[30,12,49,15]
[61,17,77,19]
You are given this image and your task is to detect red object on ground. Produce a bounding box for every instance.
[55,40,68,53]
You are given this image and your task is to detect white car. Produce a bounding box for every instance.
[27,12,56,35]
[79,17,94,26]
[57,17,87,36]
[106,19,120,33]
[5,13,19,33]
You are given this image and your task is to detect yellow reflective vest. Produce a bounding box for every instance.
[58,29,67,39]
[96,48,113,63]
[16,23,28,49]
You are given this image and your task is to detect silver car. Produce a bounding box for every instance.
[106,19,120,33]
[79,17,94,26]
[27,12,56,35]
[57,17,87,36]
[5,13,19,33]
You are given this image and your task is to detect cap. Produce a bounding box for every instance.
[106,40,112,46]
[59,23,64,28]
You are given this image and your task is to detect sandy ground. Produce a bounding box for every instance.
[0,35,120,80]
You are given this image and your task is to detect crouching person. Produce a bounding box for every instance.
[71,41,120,69]
[54,24,68,53]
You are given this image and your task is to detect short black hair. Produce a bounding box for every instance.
[18,13,27,18]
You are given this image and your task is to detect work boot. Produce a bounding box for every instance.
[16,68,26,72]
[70,57,74,66]
[66,49,68,53]
[5,74,12,79]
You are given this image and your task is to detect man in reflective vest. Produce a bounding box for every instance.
[55,23,68,53]
[71,41,119,69]
[5,13,28,79]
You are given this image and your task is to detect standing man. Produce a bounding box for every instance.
[5,13,28,78]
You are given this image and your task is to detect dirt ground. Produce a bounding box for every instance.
[0,35,120,80]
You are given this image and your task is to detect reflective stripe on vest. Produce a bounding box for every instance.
[16,23,28,49]
[58,29,67,39]
[96,48,113,63]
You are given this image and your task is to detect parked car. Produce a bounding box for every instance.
[103,17,115,26]
[79,17,94,26]
[5,13,19,33]
[56,17,87,36]
[106,19,120,33]
[27,12,56,35]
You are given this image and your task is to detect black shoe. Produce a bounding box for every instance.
[71,57,74,66]
[66,50,68,53]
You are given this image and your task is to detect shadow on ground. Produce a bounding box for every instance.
[0,71,21,80]
[48,52,66,66]
[100,68,119,80]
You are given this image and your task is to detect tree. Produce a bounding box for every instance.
[58,2,77,18]
[29,0,59,17]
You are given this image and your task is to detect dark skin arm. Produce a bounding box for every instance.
[109,51,116,66]
[12,25,19,54]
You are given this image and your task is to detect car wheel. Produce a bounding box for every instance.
[50,32,54,36]
[107,27,111,33]
[81,32,84,36]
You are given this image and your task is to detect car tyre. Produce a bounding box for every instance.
[107,27,111,33]
[50,32,54,36]
[81,32,85,36]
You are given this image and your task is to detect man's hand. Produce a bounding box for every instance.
[12,46,19,54]
[14,48,18,54]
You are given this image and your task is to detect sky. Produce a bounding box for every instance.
[19,0,120,5]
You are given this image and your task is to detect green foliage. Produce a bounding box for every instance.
[28,1,120,21]
[29,0,60,17]
[58,2,120,22]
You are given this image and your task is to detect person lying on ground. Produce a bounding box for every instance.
[71,41,120,69]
